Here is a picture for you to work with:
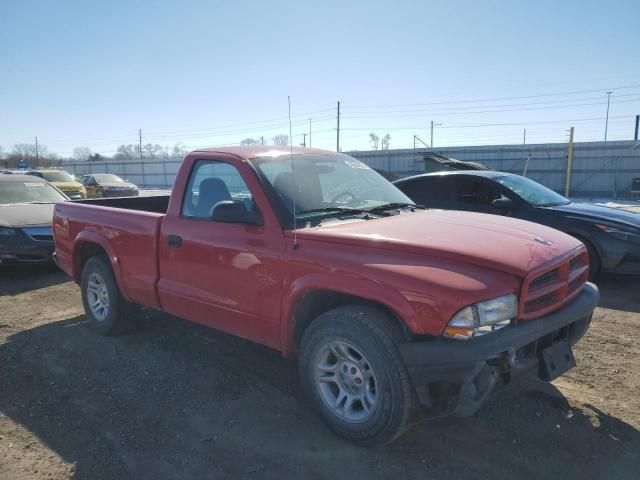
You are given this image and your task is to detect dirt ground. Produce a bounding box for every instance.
[1,267,638,480]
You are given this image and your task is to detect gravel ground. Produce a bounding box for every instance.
[0,267,638,480]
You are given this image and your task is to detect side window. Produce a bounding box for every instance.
[399,177,452,206]
[456,177,501,206]
[182,160,254,219]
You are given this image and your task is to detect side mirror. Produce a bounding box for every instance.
[492,198,516,210]
[210,200,263,225]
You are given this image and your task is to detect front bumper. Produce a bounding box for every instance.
[399,282,599,417]
[0,243,55,265]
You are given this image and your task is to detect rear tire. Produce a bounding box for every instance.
[80,255,137,335]
[298,305,413,446]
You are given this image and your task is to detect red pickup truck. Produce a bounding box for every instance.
[54,147,598,445]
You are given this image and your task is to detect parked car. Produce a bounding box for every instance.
[78,174,139,198]
[54,147,598,445]
[26,169,86,199]
[394,171,640,278]
[0,174,68,265]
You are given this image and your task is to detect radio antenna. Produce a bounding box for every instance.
[288,96,299,249]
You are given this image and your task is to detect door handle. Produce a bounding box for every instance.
[167,235,183,248]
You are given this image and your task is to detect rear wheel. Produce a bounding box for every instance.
[81,255,137,335]
[298,305,413,446]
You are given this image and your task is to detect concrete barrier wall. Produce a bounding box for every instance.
[60,140,640,198]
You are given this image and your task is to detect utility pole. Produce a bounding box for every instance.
[302,133,307,147]
[634,115,639,141]
[260,136,264,146]
[430,121,434,148]
[521,128,526,172]
[604,91,612,142]
[430,121,442,148]
[336,101,341,152]
[35,136,39,168]
[309,118,312,148]
[565,127,575,197]
[138,129,143,159]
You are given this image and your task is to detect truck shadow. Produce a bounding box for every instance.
[0,265,69,296]
[1,312,638,480]
[594,275,640,313]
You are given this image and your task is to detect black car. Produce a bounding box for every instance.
[394,171,640,278]
[0,174,68,265]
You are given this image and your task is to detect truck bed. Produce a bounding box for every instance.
[53,199,166,309]
[74,195,170,214]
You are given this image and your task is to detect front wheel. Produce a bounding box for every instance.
[298,306,414,446]
[572,235,601,281]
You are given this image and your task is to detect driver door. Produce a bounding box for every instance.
[157,159,286,349]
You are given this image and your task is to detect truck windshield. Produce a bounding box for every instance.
[495,175,571,207]
[250,154,414,218]
[0,181,68,204]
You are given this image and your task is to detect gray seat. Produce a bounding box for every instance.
[194,177,231,217]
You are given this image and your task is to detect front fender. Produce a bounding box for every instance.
[279,272,419,357]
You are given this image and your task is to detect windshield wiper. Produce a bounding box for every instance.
[297,207,371,216]
[367,202,425,214]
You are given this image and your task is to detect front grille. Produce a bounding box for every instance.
[520,249,589,319]
[529,268,560,289]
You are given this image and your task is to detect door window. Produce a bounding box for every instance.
[182,160,254,219]
[399,176,452,206]
[455,177,502,206]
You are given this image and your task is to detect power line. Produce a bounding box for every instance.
[343,83,640,109]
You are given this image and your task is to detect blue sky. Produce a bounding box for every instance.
[1,0,639,157]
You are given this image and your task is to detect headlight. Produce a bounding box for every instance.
[444,294,517,340]
[0,227,19,237]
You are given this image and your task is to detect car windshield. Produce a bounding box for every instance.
[36,171,75,182]
[495,175,570,207]
[93,174,124,183]
[0,181,68,204]
[250,154,414,220]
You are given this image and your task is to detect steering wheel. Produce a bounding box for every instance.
[330,191,357,204]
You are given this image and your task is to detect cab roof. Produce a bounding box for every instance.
[191,146,336,159]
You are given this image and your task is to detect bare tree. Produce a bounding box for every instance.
[369,133,380,150]
[382,134,391,150]
[240,138,261,146]
[114,144,137,160]
[271,134,289,146]
[171,143,187,158]
[72,146,93,161]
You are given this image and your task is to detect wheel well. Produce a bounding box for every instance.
[292,290,411,352]
[76,242,108,278]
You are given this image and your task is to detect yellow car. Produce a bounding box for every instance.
[26,169,86,199]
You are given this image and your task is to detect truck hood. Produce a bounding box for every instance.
[295,209,583,277]
[542,202,640,232]
[0,203,56,228]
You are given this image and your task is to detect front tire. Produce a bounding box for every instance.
[298,305,413,446]
[80,255,137,335]
[572,235,601,280]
